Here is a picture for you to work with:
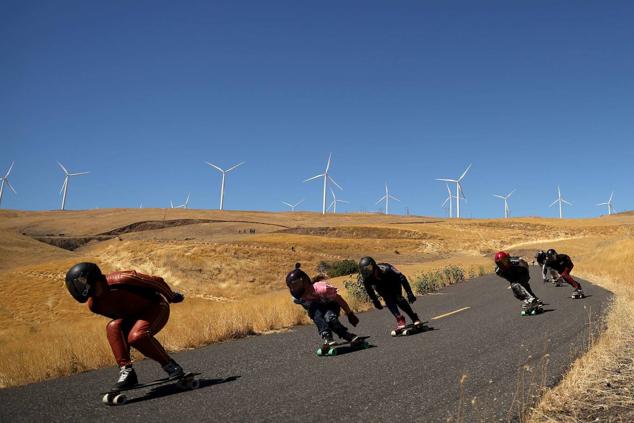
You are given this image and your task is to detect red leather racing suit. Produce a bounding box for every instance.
[88,271,178,367]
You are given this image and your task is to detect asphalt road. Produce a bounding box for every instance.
[0,267,611,422]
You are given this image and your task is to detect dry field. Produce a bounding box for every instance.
[0,209,632,420]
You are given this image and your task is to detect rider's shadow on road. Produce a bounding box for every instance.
[126,376,241,405]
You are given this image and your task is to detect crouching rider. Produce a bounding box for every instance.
[65,262,187,389]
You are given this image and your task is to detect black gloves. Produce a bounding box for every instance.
[347,312,359,327]
[372,299,383,310]
[407,292,416,304]
[172,292,184,303]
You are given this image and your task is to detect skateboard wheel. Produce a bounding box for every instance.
[362,342,369,349]
[521,310,527,316]
[390,330,397,336]
[327,349,337,356]
[189,379,200,389]
[403,330,410,336]
[113,394,127,405]
[102,393,115,405]
[316,348,323,356]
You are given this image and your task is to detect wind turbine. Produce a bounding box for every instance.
[436,164,471,218]
[303,153,342,215]
[57,161,89,211]
[327,188,350,214]
[493,189,516,219]
[281,199,304,212]
[0,162,16,208]
[549,186,572,219]
[172,193,190,209]
[376,183,400,215]
[596,192,616,215]
[205,161,244,210]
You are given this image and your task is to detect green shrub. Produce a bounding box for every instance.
[413,264,467,295]
[344,278,371,303]
[478,266,487,277]
[317,259,359,277]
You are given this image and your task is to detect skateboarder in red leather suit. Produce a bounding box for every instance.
[65,262,187,389]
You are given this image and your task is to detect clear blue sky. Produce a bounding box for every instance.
[1,1,632,217]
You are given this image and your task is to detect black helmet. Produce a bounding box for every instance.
[65,262,102,303]
[286,263,310,297]
[359,256,377,279]
[546,249,557,258]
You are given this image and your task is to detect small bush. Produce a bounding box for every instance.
[344,278,371,304]
[413,264,467,295]
[478,266,487,277]
[317,259,359,277]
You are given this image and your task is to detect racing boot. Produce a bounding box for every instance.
[162,359,185,380]
[112,365,138,390]
[321,331,336,346]
[411,314,422,326]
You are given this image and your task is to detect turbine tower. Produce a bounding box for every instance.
[327,188,349,214]
[550,186,572,219]
[303,153,342,215]
[57,161,89,211]
[206,161,244,210]
[0,162,16,208]
[596,192,616,215]
[281,199,304,212]
[376,183,400,215]
[436,164,471,218]
[493,189,516,219]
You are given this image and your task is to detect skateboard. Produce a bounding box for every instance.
[316,336,370,357]
[571,291,585,299]
[521,305,544,316]
[101,372,200,405]
[391,322,430,337]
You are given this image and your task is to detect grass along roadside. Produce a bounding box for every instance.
[523,237,634,422]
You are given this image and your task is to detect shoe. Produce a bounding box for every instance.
[112,365,138,390]
[321,331,336,346]
[396,315,406,330]
[162,359,185,379]
[572,289,585,298]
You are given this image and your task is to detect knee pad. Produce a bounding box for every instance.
[511,283,529,301]
[324,310,339,324]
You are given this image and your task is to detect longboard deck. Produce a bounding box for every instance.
[391,322,431,337]
[101,372,201,405]
[316,336,370,357]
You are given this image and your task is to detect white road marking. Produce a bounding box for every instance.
[432,306,471,320]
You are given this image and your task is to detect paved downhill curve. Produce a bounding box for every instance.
[0,268,611,422]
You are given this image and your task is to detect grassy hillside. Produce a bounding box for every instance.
[0,209,632,420]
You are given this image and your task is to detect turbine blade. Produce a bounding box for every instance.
[59,178,67,195]
[170,201,174,208]
[458,183,466,199]
[6,180,16,194]
[226,161,245,173]
[303,173,324,183]
[562,199,573,206]
[507,189,516,198]
[328,176,343,190]
[205,162,224,173]
[338,200,350,204]
[376,196,387,204]
[549,199,558,207]
[596,202,608,206]
[281,201,293,207]
[458,163,472,181]
[325,153,332,173]
[493,194,505,199]
[436,178,457,183]
[57,161,69,174]
[389,195,401,202]
[5,161,14,178]
[69,171,90,176]
[296,199,305,206]
[446,184,452,196]
[442,197,450,207]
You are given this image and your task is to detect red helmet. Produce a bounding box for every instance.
[494,251,510,263]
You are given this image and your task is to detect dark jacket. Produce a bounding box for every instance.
[495,257,530,285]
[359,263,414,302]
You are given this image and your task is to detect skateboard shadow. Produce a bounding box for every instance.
[330,344,377,356]
[126,375,241,405]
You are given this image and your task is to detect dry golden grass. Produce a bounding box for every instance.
[0,207,632,423]
[524,237,634,422]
